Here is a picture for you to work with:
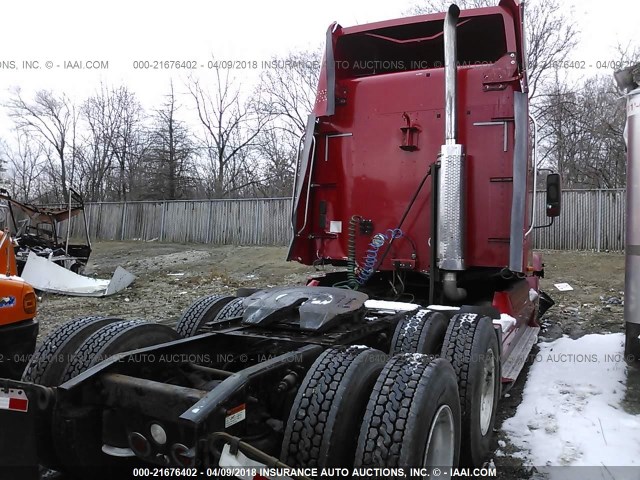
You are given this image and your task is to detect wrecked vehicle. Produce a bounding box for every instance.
[0,187,92,275]
[0,188,134,297]
[1,1,561,479]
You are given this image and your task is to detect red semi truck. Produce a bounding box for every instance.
[0,1,559,478]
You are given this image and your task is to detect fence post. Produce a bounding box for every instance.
[254,200,261,245]
[206,200,213,244]
[120,202,127,241]
[596,189,602,252]
[160,201,166,242]
[86,203,92,240]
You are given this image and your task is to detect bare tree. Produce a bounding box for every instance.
[537,71,627,188]
[188,68,270,198]
[258,50,321,135]
[1,132,47,201]
[111,89,146,201]
[145,81,194,200]
[253,127,300,197]
[406,0,493,13]
[79,84,125,201]
[0,152,6,187]
[6,89,77,201]
[78,84,146,201]
[254,49,322,197]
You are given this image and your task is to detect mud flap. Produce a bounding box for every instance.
[0,380,54,479]
[537,291,555,318]
[0,319,38,380]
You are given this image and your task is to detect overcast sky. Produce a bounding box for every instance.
[0,0,637,136]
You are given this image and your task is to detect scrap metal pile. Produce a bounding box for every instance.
[0,188,134,296]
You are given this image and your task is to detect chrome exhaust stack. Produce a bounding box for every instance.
[615,64,640,366]
[438,4,466,301]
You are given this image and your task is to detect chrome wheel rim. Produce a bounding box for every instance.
[423,404,455,467]
[479,349,496,436]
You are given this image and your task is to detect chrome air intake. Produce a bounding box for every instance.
[438,4,465,272]
[615,63,640,365]
[438,4,466,300]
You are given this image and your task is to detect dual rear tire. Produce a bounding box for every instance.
[281,347,462,472]
[442,314,500,467]
[175,295,246,337]
[392,309,501,466]
[281,311,501,470]
[24,316,179,473]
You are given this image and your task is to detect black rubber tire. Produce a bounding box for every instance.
[442,314,501,467]
[355,354,461,471]
[236,287,261,297]
[175,294,234,337]
[390,309,450,356]
[189,297,246,333]
[50,320,179,475]
[61,320,180,383]
[20,318,124,471]
[213,297,246,322]
[24,316,120,471]
[22,316,123,386]
[281,346,387,468]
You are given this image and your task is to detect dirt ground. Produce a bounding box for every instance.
[36,242,317,339]
[35,242,629,479]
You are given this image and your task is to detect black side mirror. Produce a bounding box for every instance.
[546,173,562,217]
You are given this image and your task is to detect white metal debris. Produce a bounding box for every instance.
[21,252,135,297]
[554,282,574,291]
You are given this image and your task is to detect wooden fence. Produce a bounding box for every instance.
[58,190,626,251]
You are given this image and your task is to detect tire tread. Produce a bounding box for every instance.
[175,294,233,337]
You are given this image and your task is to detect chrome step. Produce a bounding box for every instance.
[501,326,540,383]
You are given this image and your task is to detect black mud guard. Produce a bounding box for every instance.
[242,287,369,332]
[537,290,555,318]
[0,319,39,379]
[0,380,54,479]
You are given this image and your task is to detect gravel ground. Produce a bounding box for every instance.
[35,242,316,339]
[33,242,630,479]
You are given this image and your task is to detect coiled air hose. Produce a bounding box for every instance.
[345,215,361,288]
[357,229,403,285]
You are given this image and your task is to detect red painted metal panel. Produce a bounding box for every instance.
[292,3,532,275]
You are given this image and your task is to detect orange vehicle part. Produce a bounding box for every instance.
[0,228,38,379]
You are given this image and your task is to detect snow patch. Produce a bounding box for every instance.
[493,314,517,333]
[501,333,640,474]
[413,309,429,319]
[427,304,460,311]
[402,352,430,370]
[364,299,420,312]
[459,313,478,324]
